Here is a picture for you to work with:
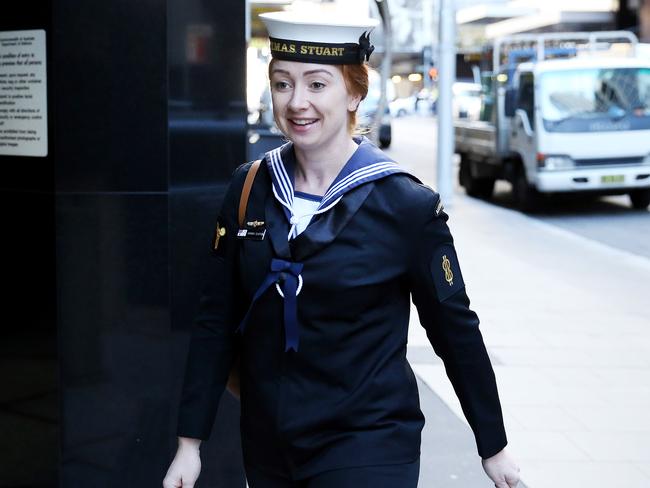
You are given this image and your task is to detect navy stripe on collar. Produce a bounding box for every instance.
[294,191,323,202]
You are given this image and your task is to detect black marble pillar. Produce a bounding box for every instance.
[1,0,248,486]
[1,2,57,487]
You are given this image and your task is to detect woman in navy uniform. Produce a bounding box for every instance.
[164,10,520,488]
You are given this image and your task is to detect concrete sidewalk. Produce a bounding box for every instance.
[407,190,650,487]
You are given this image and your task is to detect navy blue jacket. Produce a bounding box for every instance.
[177,142,507,479]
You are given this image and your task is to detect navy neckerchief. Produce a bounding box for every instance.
[237,136,411,352]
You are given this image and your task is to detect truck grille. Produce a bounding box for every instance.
[574,156,645,167]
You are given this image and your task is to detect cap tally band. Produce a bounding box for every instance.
[269,31,375,65]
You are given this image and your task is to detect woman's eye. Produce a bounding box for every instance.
[310,81,325,89]
[274,81,290,90]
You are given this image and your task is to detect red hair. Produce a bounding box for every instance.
[339,63,369,134]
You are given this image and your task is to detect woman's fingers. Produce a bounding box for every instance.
[482,448,520,488]
[163,447,201,488]
[162,475,180,488]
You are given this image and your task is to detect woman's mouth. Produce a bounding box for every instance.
[289,118,319,130]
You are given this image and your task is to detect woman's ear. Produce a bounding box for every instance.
[348,93,362,112]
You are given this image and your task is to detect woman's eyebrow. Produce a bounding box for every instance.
[271,68,333,77]
[303,69,333,77]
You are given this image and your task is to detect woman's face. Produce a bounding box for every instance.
[270,60,360,152]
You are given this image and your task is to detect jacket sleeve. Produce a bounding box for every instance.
[407,191,508,459]
[176,162,249,440]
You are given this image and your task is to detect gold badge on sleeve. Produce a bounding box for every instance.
[431,246,464,302]
[442,255,454,286]
[214,222,226,250]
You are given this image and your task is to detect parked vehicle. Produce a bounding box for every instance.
[454,31,650,211]
[247,85,286,161]
[415,87,438,114]
[357,68,392,148]
[357,94,392,148]
[452,81,481,120]
[389,96,416,117]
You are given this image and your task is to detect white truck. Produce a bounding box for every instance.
[454,31,650,211]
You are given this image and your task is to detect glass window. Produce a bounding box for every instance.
[479,73,495,123]
[539,68,650,133]
[517,72,535,129]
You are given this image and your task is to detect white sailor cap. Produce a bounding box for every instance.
[259,11,380,65]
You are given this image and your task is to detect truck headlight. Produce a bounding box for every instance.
[540,155,575,170]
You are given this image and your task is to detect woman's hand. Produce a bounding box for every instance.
[481,447,520,488]
[163,437,202,488]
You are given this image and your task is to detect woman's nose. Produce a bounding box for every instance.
[288,85,309,111]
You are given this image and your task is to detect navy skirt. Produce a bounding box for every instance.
[245,458,420,488]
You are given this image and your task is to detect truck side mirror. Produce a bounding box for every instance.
[504,88,516,117]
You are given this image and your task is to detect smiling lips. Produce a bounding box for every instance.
[289,118,319,129]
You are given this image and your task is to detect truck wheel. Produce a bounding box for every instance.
[629,189,650,210]
[513,166,541,212]
[459,158,495,199]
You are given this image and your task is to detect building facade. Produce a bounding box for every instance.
[1,1,248,486]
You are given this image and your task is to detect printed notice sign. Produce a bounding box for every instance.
[0,30,47,157]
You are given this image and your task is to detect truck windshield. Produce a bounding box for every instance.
[540,67,650,133]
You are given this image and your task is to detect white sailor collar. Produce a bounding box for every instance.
[265,136,409,239]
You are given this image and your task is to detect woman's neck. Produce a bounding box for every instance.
[293,137,359,196]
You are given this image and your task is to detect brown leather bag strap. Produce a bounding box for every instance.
[238,159,262,229]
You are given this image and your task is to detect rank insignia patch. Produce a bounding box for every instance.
[430,244,465,301]
[237,218,267,241]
